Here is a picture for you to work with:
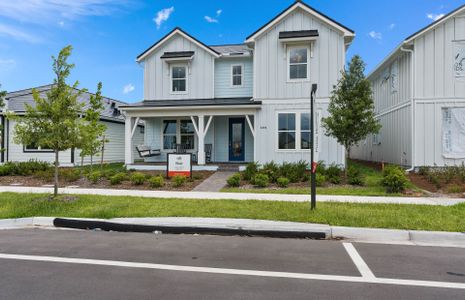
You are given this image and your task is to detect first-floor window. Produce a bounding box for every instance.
[180,120,195,150]
[300,113,311,149]
[442,107,465,158]
[163,120,177,149]
[24,142,52,152]
[163,119,196,150]
[278,113,296,149]
[277,112,312,150]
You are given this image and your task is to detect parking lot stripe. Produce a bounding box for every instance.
[0,253,464,290]
[343,243,376,279]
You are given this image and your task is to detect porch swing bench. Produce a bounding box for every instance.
[136,145,161,158]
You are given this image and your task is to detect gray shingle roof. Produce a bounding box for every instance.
[210,44,251,55]
[120,97,261,108]
[4,84,127,122]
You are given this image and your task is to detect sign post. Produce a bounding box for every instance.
[167,153,192,178]
[310,84,318,210]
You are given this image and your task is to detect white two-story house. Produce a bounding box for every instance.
[121,1,355,168]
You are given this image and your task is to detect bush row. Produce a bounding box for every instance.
[0,160,51,176]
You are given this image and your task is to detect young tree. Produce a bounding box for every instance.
[322,55,381,172]
[77,82,107,169]
[10,46,90,197]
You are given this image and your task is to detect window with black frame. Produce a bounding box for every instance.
[278,113,296,150]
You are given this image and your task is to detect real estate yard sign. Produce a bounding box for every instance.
[167,153,192,178]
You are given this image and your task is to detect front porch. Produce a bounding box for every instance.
[122,98,261,167]
[126,161,248,172]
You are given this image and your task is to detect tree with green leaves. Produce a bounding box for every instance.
[322,55,381,172]
[9,45,101,197]
[77,82,107,169]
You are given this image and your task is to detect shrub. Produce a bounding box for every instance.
[347,165,364,186]
[276,177,290,188]
[130,172,146,185]
[33,169,54,181]
[87,171,102,184]
[103,169,118,179]
[253,173,269,188]
[447,184,464,194]
[326,164,342,184]
[443,166,458,184]
[418,166,430,176]
[310,173,326,187]
[0,160,51,176]
[109,172,126,185]
[60,168,81,182]
[148,175,165,188]
[172,175,187,187]
[227,174,241,187]
[382,165,408,193]
[192,173,203,180]
[426,171,441,189]
[279,161,307,183]
[458,163,465,183]
[262,161,280,182]
[242,162,260,181]
[315,161,326,175]
[302,172,311,182]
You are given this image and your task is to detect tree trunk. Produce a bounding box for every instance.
[54,149,59,197]
[80,155,84,175]
[344,145,351,177]
[90,155,93,171]
[100,135,105,171]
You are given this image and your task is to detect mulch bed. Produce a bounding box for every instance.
[0,170,214,192]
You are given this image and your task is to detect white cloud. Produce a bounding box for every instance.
[427,13,445,21]
[205,9,222,23]
[154,7,174,29]
[204,16,218,23]
[368,31,382,40]
[0,24,40,43]
[58,21,65,27]
[0,0,129,24]
[123,83,135,94]
[389,23,395,30]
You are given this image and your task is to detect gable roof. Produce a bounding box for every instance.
[245,0,354,43]
[137,27,220,62]
[367,3,465,79]
[4,84,128,122]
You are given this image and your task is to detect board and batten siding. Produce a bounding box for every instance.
[214,58,253,98]
[351,51,412,166]
[143,34,215,100]
[253,8,344,100]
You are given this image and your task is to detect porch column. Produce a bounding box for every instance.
[197,115,205,165]
[125,116,134,165]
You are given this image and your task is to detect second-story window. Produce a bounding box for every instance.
[231,65,243,86]
[288,46,309,80]
[171,64,187,93]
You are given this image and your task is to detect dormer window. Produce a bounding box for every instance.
[171,64,187,93]
[231,64,243,87]
[288,46,309,81]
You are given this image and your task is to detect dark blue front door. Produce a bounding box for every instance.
[229,118,245,161]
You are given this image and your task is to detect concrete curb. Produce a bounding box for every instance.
[0,217,464,247]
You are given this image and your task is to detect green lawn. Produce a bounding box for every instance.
[0,192,463,232]
[223,160,420,197]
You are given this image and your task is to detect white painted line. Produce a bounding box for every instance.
[0,253,464,290]
[343,243,376,279]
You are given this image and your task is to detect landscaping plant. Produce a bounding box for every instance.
[276,177,290,188]
[227,174,241,187]
[130,172,146,185]
[109,172,126,185]
[60,168,80,182]
[261,161,280,183]
[325,164,342,184]
[314,173,326,187]
[87,171,102,184]
[322,55,381,174]
[242,162,259,181]
[148,175,165,188]
[382,165,408,193]
[347,165,364,186]
[172,175,187,187]
[253,173,270,188]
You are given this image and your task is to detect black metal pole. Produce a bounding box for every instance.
[310,84,317,210]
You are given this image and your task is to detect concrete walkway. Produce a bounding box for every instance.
[193,171,235,192]
[1,186,465,206]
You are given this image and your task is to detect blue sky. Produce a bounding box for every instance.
[0,0,463,103]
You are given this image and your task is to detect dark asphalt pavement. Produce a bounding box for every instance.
[0,229,463,299]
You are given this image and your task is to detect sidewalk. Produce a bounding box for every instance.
[1,185,465,206]
[2,217,464,248]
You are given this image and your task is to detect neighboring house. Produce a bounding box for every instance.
[121,1,355,168]
[0,85,144,166]
[351,4,465,168]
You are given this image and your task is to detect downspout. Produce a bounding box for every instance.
[400,46,415,172]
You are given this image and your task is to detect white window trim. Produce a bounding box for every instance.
[161,118,197,152]
[230,64,244,88]
[23,145,53,152]
[276,111,312,152]
[170,64,188,95]
[287,45,310,82]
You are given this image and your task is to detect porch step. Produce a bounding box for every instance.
[217,165,240,172]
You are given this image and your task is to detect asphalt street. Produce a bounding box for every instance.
[0,229,464,299]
